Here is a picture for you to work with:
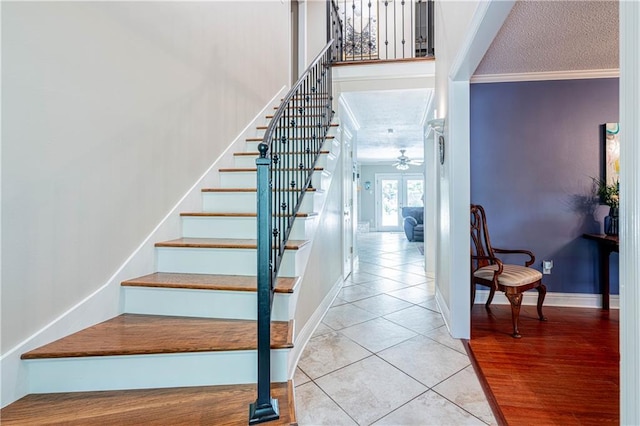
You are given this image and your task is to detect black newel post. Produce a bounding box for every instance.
[249,143,279,424]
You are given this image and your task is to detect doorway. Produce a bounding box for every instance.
[374,173,424,231]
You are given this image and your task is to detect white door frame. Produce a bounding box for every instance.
[374,173,424,231]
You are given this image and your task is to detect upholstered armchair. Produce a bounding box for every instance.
[402,207,424,242]
[470,204,547,338]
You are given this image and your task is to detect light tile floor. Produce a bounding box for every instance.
[294,231,496,425]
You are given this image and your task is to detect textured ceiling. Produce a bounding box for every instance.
[475,0,619,75]
[342,89,432,164]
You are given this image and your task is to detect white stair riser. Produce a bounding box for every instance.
[220,170,323,190]
[122,287,295,321]
[201,190,319,214]
[234,153,329,168]
[247,137,335,152]
[182,216,314,240]
[245,141,262,152]
[26,350,289,393]
[156,246,306,277]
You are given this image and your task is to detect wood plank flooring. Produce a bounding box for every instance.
[0,381,296,425]
[22,314,293,359]
[465,305,619,425]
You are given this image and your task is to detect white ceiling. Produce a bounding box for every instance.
[344,0,619,165]
[342,89,432,164]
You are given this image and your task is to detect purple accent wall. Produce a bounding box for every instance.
[470,78,619,295]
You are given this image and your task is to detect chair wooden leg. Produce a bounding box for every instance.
[537,283,548,321]
[505,292,523,338]
[485,287,496,309]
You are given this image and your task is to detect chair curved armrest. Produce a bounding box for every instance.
[471,255,504,273]
[493,248,536,267]
[471,255,503,289]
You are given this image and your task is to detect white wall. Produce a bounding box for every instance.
[433,0,515,337]
[1,1,289,354]
[432,1,479,335]
[301,0,329,70]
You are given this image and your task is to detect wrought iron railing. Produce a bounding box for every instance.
[249,40,335,424]
[331,0,434,62]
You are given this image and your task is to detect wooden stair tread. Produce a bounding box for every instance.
[256,123,339,130]
[179,212,316,218]
[154,238,309,250]
[219,167,323,172]
[267,114,327,118]
[21,314,293,359]
[234,150,330,156]
[246,135,335,142]
[201,187,318,193]
[0,381,296,425]
[122,272,297,293]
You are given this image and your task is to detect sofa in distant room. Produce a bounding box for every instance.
[402,207,424,242]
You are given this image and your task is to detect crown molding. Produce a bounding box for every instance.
[470,68,620,84]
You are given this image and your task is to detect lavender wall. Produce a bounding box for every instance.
[470,78,619,295]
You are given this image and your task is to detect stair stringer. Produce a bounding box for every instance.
[0,87,287,409]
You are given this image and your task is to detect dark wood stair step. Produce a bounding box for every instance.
[219,167,323,173]
[256,123,339,130]
[234,150,330,157]
[201,187,319,193]
[0,381,296,425]
[122,272,297,294]
[154,238,310,250]
[22,314,293,360]
[246,135,335,142]
[179,212,316,218]
[267,113,326,119]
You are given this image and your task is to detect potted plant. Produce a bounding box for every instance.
[593,178,619,235]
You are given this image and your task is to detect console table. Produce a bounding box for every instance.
[583,233,619,310]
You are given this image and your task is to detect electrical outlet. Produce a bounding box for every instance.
[542,260,553,275]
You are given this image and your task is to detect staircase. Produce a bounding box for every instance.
[0,106,340,425]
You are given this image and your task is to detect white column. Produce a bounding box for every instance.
[619,1,640,424]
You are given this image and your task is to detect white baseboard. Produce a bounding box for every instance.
[435,287,452,335]
[0,87,288,409]
[474,289,620,309]
[288,276,344,380]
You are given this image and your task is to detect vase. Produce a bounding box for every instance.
[604,207,618,236]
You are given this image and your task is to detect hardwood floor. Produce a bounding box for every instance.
[465,305,619,425]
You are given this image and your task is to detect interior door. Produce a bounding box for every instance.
[343,142,354,279]
[375,173,424,231]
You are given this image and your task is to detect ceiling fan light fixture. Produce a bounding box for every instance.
[392,148,421,170]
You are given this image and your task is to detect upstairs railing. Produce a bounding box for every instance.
[331,0,434,62]
[249,40,336,424]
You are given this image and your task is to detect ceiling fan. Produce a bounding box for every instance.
[392,149,423,170]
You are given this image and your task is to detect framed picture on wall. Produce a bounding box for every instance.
[604,122,620,185]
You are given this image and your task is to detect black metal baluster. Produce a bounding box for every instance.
[401,0,406,58]
[384,1,389,59]
[393,0,397,58]
[427,0,434,56]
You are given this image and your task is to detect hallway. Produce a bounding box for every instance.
[294,232,496,425]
